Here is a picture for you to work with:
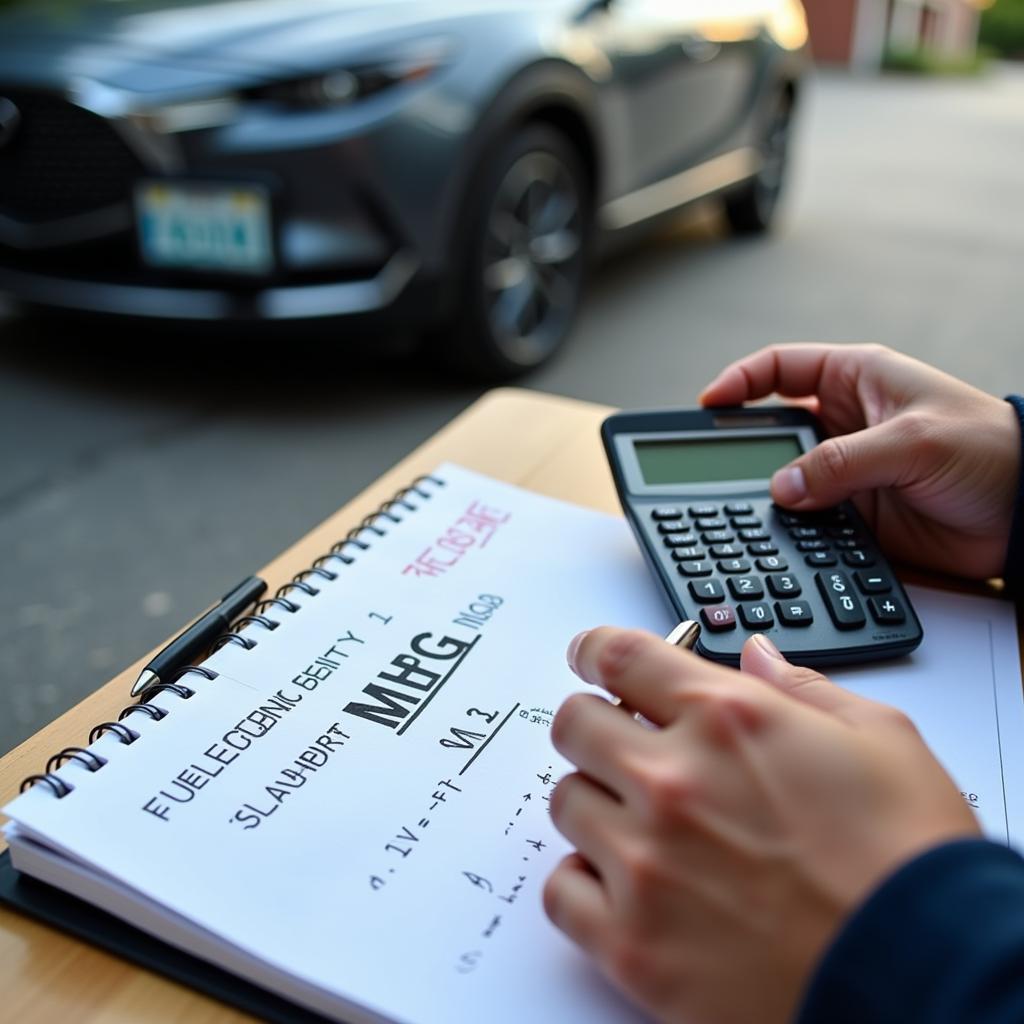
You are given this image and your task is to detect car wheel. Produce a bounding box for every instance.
[430,124,592,381]
[724,91,794,235]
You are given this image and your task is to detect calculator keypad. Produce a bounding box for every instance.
[645,501,913,658]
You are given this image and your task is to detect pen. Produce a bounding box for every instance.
[665,620,701,650]
[131,576,268,697]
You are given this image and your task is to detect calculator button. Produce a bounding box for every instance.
[729,576,765,601]
[855,570,893,594]
[702,530,734,545]
[843,550,876,567]
[725,503,754,516]
[827,527,859,539]
[749,543,780,557]
[774,510,802,526]
[718,558,752,574]
[836,539,858,550]
[657,520,690,535]
[689,579,726,604]
[689,505,719,518]
[790,527,822,540]
[756,555,789,572]
[775,600,813,627]
[739,603,774,630]
[868,596,907,625]
[767,573,802,598]
[663,533,698,548]
[652,507,684,521]
[731,515,762,529]
[805,552,838,567]
[677,560,713,577]
[701,605,737,632]
[738,528,771,542]
[815,571,867,630]
[820,509,849,524]
[671,548,707,561]
[711,543,743,558]
[796,540,828,552]
[667,548,708,565]
[696,517,728,531]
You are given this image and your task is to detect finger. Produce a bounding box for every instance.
[550,772,628,879]
[769,418,921,510]
[551,693,651,796]
[543,853,611,956]
[699,343,862,406]
[568,627,735,727]
[740,634,878,725]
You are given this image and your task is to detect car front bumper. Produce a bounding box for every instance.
[0,250,420,321]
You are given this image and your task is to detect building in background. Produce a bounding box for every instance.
[802,0,986,68]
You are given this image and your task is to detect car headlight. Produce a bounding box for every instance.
[246,37,456,109]
[129,38,456,136]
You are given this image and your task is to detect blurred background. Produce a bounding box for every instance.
[1,0,1022,755]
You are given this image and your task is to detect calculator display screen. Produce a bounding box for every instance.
[634,435,803,485]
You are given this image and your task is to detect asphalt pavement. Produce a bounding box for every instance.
[2,65,1022,756]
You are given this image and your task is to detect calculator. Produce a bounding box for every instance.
[602,406,923,667]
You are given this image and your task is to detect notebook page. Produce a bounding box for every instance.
[4,464,675,1024]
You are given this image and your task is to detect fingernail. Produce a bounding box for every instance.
[754,634,784,660]
[772,465,807,505]
[566,631,590,674]
[698,375,724,403]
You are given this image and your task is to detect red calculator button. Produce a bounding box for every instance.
[701,605,737,632]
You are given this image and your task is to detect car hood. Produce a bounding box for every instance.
[0,0,565,98]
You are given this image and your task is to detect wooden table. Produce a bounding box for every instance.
[0,387,622,1023]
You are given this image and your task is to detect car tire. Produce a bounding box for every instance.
[426,123,592,381]
[724,90,794,235]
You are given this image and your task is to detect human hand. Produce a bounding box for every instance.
[699,343,1020,579]
[543,628,979,1024]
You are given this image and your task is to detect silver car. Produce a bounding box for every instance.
[0,0,808,378]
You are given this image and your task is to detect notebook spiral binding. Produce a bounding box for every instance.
[19,474,446,801]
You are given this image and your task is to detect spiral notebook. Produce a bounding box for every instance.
[4,464,1024,1024]
[1,463,676,1024]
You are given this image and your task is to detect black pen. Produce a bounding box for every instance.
[131,576,268,697]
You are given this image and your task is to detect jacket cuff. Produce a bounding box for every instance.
[1002,395,1024,596]
[797,838,1024,1024]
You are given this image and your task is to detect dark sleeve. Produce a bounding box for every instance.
[797,838,1024,1024]
[1002,395,1024,595]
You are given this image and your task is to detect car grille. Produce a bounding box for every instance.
[0,89,144,225]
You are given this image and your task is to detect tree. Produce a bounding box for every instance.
[981,0,1024,57]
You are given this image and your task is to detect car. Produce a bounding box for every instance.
[0,0,808,379]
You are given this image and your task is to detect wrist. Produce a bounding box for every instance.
[1000,396,1024,593]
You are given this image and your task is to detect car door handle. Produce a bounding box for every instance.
[679,33,721,63]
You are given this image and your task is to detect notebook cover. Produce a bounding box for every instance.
[0,850,336,1024]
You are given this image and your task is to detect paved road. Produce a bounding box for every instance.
[2,66,1022,756]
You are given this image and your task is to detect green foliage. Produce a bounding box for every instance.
[883,46,991,75]
[980,0,1024,57]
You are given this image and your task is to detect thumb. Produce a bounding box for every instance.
[740,635,876,725]
[771,420,909,510]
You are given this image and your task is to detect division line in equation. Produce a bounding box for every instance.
[459,702,521,777]
[396,634,482,737]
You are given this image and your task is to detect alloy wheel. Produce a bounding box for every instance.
[482,150,584,367]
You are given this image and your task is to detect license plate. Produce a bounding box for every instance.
[135,182,274,275]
